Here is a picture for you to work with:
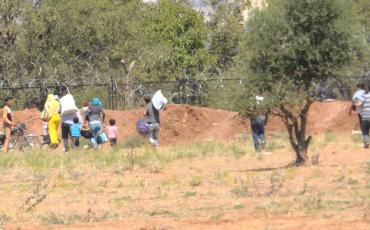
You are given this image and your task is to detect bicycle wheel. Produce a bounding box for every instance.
[20,135,42,151]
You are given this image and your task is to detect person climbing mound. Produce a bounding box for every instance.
[143,90,167,148]
[249,93,269,152]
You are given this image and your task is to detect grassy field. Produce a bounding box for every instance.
[0,133,369,229]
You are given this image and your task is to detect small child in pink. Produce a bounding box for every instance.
[107,119,118,146]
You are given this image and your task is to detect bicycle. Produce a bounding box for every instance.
[0,123,42,152]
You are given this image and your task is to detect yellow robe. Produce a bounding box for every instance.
[45,94,60,145]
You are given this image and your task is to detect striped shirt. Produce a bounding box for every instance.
[360,93,370,120]
[353,89,365,115]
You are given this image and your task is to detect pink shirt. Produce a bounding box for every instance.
[106,125,118,139]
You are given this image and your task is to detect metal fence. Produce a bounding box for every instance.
[0,78,243,110]
[0,76,361,111]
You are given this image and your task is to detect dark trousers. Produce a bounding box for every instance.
[359,114,364,134]
[251,118,265,151]
[72,137,80,149]
[109,138,117,146]
[362,119,370,145]
[62,123,71,152]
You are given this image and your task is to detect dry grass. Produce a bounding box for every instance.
[0,133,369,229]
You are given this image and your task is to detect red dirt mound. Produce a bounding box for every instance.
[266,101,359,134]
[2,101,359,146]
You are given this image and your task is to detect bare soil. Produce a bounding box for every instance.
[1,135,369,230]
[0,101,368,230]
[9,101,359,146]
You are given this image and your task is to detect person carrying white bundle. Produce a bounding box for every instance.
[143,90,167,147]
[60,87,80,153]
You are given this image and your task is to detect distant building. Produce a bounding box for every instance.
[143,0,158,3]
[142,0,265,23]
[241,0,266,21]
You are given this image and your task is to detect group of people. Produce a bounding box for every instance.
[42,89,167,151]
[0,87,167,153]
[41,90,118,153]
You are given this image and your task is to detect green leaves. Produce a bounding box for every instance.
[140,0,214,80]
[208,3,245,69]
[245,0,362,91]
[0,0,368,107]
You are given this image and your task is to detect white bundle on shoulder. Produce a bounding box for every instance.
[60,93,78,115]
[152,90,168,110]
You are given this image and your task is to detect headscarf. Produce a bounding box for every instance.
[91,97,102,107]
[44,94,60,116]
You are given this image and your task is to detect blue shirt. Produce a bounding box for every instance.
[70,123,82,137]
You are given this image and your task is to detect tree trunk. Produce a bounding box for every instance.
[121,59,136,109]
[280,101,313,165]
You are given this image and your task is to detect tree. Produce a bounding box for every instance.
[208,1,246,70]
[19,0,144,76]
[355,0,370,68]
[242,0,364,164]
[0,0,25,77]
[140,0,215,81]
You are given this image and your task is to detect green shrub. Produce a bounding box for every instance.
[41,212,65,225]
[189,176,203,187]
[231,185,249,197]
[324,131,336,143]
[350,134,362,143]
[122,136,146,149]
[228,143,245,159]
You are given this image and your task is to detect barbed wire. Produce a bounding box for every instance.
[0,76,363,110]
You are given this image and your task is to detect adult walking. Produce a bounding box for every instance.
[59,87,80,153]
[2,97,16,152]
[349,82,365,133]
[143,91,167,147]
[44,94,61,148]
[355,80,370,148]
[250,94,269,152]
[85,97,105,149]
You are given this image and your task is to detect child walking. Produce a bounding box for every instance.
[107,119,118,146]
[70,117,85,150]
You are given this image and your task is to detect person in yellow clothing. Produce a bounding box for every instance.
[44,94,60,148]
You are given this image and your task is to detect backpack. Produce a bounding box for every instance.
[136,118,149,135]
[60,93,78,115]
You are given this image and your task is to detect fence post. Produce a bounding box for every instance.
[113,80,117,110]
[110,76,116,110]
[108,83,112,110]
